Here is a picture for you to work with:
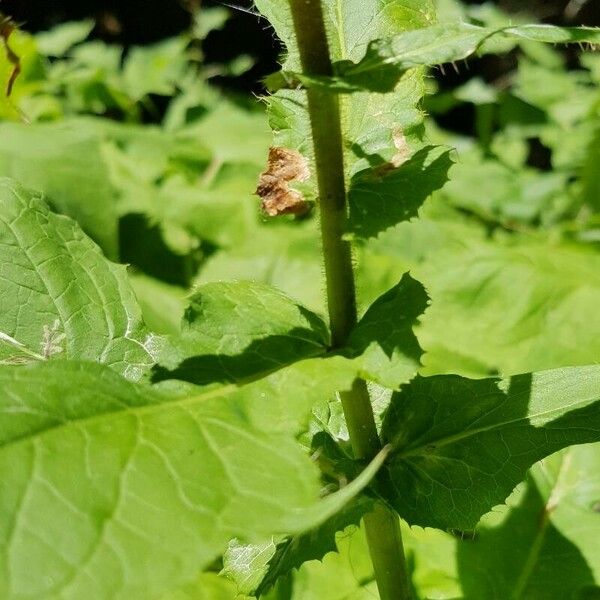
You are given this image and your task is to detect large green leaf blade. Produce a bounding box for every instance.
[0,179,158,379]
[0,358,379,600]
[381,366,600,530]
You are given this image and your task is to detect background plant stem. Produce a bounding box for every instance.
[287,1,412,598]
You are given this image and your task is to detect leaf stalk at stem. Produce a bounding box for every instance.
[287,0,412,597]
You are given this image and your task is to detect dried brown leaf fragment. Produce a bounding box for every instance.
[256,147,311,216]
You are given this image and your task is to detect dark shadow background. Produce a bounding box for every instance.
[1,0,598,95]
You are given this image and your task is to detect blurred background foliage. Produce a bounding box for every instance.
[1,3,600,595]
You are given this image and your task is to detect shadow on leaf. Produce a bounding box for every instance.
[348,146,453,239]
[152,327,327,386]
[458,472,600,599]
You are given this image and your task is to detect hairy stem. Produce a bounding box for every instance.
[287,1,411,598]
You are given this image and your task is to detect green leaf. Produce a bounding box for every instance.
[194,210,423,321]
[192,7,230,40]
[196,222,326,315]
[439,151,568,226]
[155,281,330,386]
[180,103,270,165]
[0,121,121,257]
[0,26,45,120]
[242,515,462,600]
[0,115,223,257]
[453,77,498,105]
[0,357,382,600]
[336,23,600,93]
[380,365,600,530]
[0,179,158,379]
[129,273,187,336]
[580,128,600,214]
[222,497,372,596]
[122,37,190,101]
[159,572,240,600]
[458,444,600,598]
[256,2,456,239]
[259,499,372,596]
[403,524,461,599]
[155,163,263,250]
[345,273,427,389]
[35,20,94,56]
[272,521,379,600]
[415,238,600,376]
[347,145,453,239]
[221,539,279,597]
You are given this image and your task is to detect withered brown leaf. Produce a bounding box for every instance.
[256,146,310,216]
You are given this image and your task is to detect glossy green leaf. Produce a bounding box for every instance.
[155,281,329,386]
[381,365,600,530]
[458,444,600,598]
[0,357,382,600]
[0,179,158,379]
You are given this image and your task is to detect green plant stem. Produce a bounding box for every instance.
[287,1,411,598]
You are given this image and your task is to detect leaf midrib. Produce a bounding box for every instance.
[396,394,600,460]
[0,347,331,452]
[0,379,240,453]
